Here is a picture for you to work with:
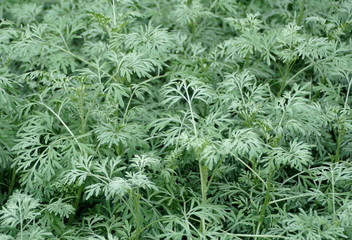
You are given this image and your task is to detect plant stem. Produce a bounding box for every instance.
[223,232,286,239]
[131,190,142,240]
[19,206,23,240]
[344,73,351,109]
[331,166,336,221]
[268,192,315,205]
[251,157,259,186]
[297,0,305,26]
[256,167,274,236]
[68,184,83,225]
[237,157,268,188]
[206,156,224,191]
[68,84,89,225]
[199,163,208,204]
[199,161,208,236]
[112,0,116,28]
[122,74,167,124]
[8,168,16,195]
[335,127,342,163]
[133,217,173,238]
[37,101,77,141]
[245,52,250,68]
[278,61,293,96]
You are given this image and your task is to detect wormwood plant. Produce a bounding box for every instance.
[1,0,352,239]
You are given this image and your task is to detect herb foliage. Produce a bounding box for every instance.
[1,0,352,239]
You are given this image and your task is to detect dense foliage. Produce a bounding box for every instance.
[1,0,352,239]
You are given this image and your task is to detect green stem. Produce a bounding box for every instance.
[278,61,293,96]
[8,168,16,195]
[278,56,337,96]
[68,185,83,225]
[122,74,167,124]
[278,63,309,96]
[0,2,3,18]
[251,157,259,186]
[37,101,77,140]
[199,162,208,236]
[31,36,113,79]
[131,190,142,240]
[77,85,87,138]
[68,83,88,225]
[19,206,23,240]
[133,217,173,238]
[268,192,315,205]
[206,156,224,191]
[331,167,336,221]
[112,0,116,28]
[297,0,305,26]
[199,163,208,204]
[256,168,274,236]
[190,21,196,41]
[185,87,197,137]
[335,128,342,163]
[237,156,268,188]
[245,52,250,68]
[344,75,352,109]
[223,232,286,239]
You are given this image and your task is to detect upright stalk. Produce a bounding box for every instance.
[256,167,274,236]
[198,161,208,237]
[199,163,209,204]
[344,75,352,109]
[297,0,305,26]
[184,82,208,236]
[334,127,342,163]
[330,167,336,221]
[245,52,250,68]
[8,168,16,195]
[278,61,293,96]
[68,185,83,225]
[130,190,143,240]
[19,207,23,240]
[68,85,87,225]
[334,113,346,163]
[112,0,116,28]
